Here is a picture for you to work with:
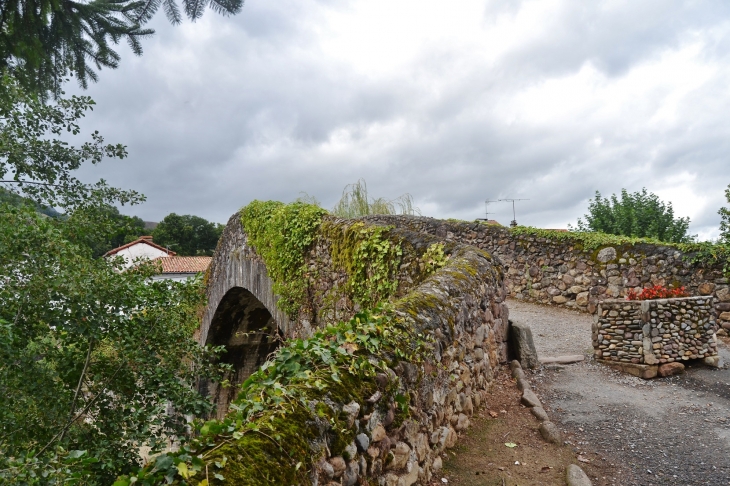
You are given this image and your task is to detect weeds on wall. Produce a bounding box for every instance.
[422,242,449,275]
[331,179,420,218]
[240,200,408,317]
[506,224,730,276]
[117,307,430,485]
[681,241,730,278]
[507,225,670,251]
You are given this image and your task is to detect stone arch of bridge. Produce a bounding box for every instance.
[200,215,292,417]
[204,286,281,418]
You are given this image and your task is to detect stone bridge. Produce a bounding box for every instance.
[200,211,511,419]
[194,207,725,485]
[192,206,512,484]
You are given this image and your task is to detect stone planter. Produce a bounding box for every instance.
[592,296,720,378]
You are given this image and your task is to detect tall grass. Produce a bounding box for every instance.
[331,179,420,218]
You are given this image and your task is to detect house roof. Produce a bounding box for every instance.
[104,236,176,257]
[153,256,211,274]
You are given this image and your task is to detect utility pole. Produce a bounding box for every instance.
[499,198,529,227]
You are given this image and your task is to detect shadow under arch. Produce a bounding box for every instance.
[203,286,281,418]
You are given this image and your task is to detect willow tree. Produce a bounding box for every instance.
[331,179,421,218]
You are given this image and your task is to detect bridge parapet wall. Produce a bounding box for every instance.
[185,206,509,484]
[201,240,507,485]
[202,213,291,346]
[363,215,729,332]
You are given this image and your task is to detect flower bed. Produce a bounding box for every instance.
[626,284,689,301]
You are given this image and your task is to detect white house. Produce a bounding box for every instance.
[104,236,175,270]
[104,237,211,280]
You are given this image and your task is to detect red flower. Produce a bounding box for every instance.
[626,284,688,301]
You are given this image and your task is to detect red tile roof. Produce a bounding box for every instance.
[104,237,176,257]
[153,256,211,274]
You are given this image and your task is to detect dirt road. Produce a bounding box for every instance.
[509,298,730,486]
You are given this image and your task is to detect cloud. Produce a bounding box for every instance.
[72,0,730,239]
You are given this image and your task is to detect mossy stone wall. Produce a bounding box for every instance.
[194,209,508,485]
[362,216,729,332]
[308,245,506,485]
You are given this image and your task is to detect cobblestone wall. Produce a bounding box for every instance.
[593,296,718,365]
[313,245,507,486]
[362,216,730,331]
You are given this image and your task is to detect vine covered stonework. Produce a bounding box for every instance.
[124,205,509,485]
[240,200,328,317]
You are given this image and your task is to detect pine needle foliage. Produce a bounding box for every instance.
[331,179,420,219]
[0,0,243,97]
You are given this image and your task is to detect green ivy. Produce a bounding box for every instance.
[507,225,672,251]
[324,221,403,309]
[118,307,430,485]
[421,243,449,275]
[240,201,327,317]
[680,241,730,277]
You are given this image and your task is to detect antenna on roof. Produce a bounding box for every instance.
[498,198,529,227]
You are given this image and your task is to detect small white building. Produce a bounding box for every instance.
[104,237,211,281]
[104,236,175,270]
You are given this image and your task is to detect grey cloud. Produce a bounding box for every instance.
[69,0,730,240]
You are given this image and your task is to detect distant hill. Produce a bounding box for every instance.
[0,187,61,218]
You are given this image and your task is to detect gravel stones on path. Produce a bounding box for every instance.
[508,298,730,485]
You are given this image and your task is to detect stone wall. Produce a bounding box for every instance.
[312,245,507,486]
[198,209,510,484]
[205,214,509,354]
[593,296,718,366]
[361,216,730,331]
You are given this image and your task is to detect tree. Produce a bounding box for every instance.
[0,0,243,97]
[0,206,226,484]
[0,74,227,483]
[152,213,223,256]
[575,188,693,243]
[331,178,421,218]
[0,73,140,211]
[85,205,148,257]
[719,184,730,243]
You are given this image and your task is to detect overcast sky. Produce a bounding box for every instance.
[73,0,730,240]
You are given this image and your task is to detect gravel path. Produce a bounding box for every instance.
[508,298,594,358]
[507,298,730,486]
